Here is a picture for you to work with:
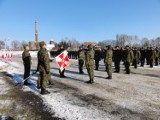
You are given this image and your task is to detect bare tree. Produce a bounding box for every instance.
[11,40,20,50]
[0,40,5,49]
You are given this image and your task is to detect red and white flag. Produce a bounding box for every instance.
[1,51,6,59]
[55,50,69,72]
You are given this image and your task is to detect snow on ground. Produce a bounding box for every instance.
[0,57,160,120]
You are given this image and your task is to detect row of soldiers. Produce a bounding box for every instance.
[78,45,160,84]
[22,42,160,94]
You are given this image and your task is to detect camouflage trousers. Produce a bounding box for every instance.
[106,64,112,77]
[86,65,94,80]
[78,59,84,73]
[37,72,51,89]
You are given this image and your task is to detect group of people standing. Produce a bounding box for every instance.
[78,45,160,84]
[22,42,160,95]
[22,41,66,95]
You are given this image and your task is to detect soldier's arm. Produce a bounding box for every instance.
[42,51,50,73]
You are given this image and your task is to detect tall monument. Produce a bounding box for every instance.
[35,20,39,50]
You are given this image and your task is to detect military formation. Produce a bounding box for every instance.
[22,42,160,95]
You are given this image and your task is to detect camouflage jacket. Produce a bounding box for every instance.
[105,49,113,65]
[124,50,134,63]
[85,49,95,67]
[38,48,50,73]
[133,50,141,61]
[78,50,85,60]
[22,50,31,66]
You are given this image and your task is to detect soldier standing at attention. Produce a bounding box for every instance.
[133,47,140,69]
[57,45,66,78]
[78,46,85,74]
[38,41,50,95]
[155,47,159,66]
[85,44,95,84]
[140,47,146,67]
[22,44,32,85]
[149,47,155,68]
[113,46,121,73]
[94,48,102,70]
[124,45,133,74]
[105,45,113,79]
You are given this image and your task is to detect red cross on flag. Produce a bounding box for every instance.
[55,50,69,72]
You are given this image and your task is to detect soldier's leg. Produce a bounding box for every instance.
[125,62,130,74]
[90,65,94,81]
[79,60,83,73]
[150,60,153,68]
[47,73,53,85]
[40,72,50,95]
[59,69,62,77]
[61,69,66,77]
[24,65,30,85]
[108,64,112,78]
[155,58,158,66]
[115,61,118,72]
[135,60,137,69]
[37,75,41,89]
[117,61,120,72]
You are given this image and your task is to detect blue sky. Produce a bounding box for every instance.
[0,0,160,43]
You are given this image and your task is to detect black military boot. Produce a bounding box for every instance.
[106,76,112,79]
[41,89,50,95]
[48,80,54,85]
[86,79,93,84]
[24,80,31,86]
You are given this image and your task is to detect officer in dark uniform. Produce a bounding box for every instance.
[140,47,146,67]
[133,47,140,69]
[113,46,121,73]
[22,44,32,85]
[94,47,102,70]
[149,47,155,68]
[155,47,159,66]
[146,47,150,65]
[57,45,66,78]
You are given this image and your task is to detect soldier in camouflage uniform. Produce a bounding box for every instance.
[37,41,50,95]
[22,44,32,85]
[78,46,85,74]
[85,44,95,84]
[105,45,113,79]
[149,47,155,68]
[124,45,133,74]
[36,49,53,89]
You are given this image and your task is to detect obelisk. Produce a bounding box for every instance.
[35,20,39,50]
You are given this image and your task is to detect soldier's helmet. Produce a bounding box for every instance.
[107,45,112,50]
[88,44,93,49]
[79,46,83,49]
[23,44,29,49]
[39,41,46,47]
